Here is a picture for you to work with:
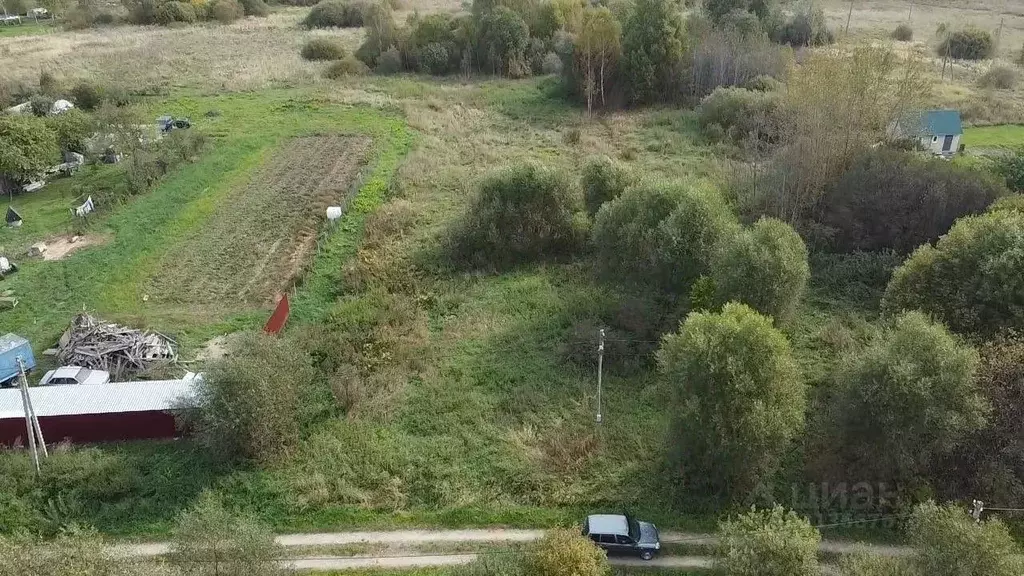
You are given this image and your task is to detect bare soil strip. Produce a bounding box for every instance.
[147,135,371,305]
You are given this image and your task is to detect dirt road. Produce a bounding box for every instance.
[113,527,911,560]
[282,553,714,571]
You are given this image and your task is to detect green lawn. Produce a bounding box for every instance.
[962,124,1024,149]
[0,21,55,37]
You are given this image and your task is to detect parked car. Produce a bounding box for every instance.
[582,514,661,560]
[39,366,110,386]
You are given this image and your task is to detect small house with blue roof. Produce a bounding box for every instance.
[892,109,964,156]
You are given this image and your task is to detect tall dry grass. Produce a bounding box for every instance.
[0,10,364,91]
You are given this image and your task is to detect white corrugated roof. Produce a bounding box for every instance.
[0,380,198,419]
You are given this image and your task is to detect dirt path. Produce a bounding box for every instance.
[113,528,912,558]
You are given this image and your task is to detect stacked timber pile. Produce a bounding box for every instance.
[56,313,177,379]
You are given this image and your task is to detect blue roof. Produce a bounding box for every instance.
[901,109,963,136]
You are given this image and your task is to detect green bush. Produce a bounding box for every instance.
[909,502,1024,576]
[581,155,633,216]
[892,23,913,41]
[94,11,119,24]
[155,1,198,25]
[124,0,160,24]
[239,0,269,16]
[189,332,316,465]
[324,55,370,78]
[743,74,782,92]
[70,81,103,110]
[29,95,52,117]
[938,27,994,60]
[696,86,781,144]
[375,47,403,74]
[659,303,805,502]
[977,65,1017,89]
[418,42,451,75]
[826,312,985,491]
[170,493,282,576]
[38,71,60,98]
[530,528,610,576]
[621,0,684,103]
[46,109,93,153]
[301,37,347,60]
[354,1,398,68]
[541,51,562,75]
[592,183,681,283]
[447,163,583,269]
[883,210,1024,335]
[210,0,244,23]
[837,550,917,576]
[772,6,833,47]
[992,150,1024,193]
[716,506,821,576]
[818,149,1004,253]
[479,6,530,77]
[302,0,366,28]
[712,217,808,324]
[592,181,738,293]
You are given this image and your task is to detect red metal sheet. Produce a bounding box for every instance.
[263,294,290,335]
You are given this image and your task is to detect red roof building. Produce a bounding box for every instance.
[0,379,198,445]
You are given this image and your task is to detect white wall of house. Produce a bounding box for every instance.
[920,134,961,155]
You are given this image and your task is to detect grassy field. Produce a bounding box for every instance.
[3,0,1012,545]
[963,124,1024,148]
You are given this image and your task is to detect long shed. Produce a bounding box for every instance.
[0,380,198,445]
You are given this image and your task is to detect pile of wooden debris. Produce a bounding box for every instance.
[56,313,177,379]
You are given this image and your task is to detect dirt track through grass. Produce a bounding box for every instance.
[147,135,371,305]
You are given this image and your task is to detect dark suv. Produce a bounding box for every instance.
[582,513,661,560]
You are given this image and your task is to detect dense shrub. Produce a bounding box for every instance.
[621,0,684,103]
[447,163,583,269]
[938,27,994,60]
[94,11,119,24]
[155,1,197,24]
[909,502,1024,576]
[530,528,610,576]
[883,210,1024,335]
[977,65,1017,89]
[45,109,93,153]
[239,0,269,16]
[696,86,781,145]
[823,312,985,492]
[190,332,316,465]
[892,23,913,41]
[541,51,562,75]
[210,0,244,23]
[659,303,805,502]
[992,150,1024,193]
[1,531,149,575]
[772,6,833,47]
[302,0,365,28]
[418,42,451,75]
[170,493,283,576]
[593,182,737,292]
[69,81,102,111]
[716,506,821,576]
[301,37,347,60]
[712,217,808,324]
[837,552,917,576]
[0,115,59,193]
[818,149,1004,253]
[354,1,398,68]
[38,71,60,98]
[581,155,633,216]
[743,74,781,92]
[123,0,160,24]
[479,6,530,77]
[324,55,370,77]
[375,47,403,74]
[29,95,53,117]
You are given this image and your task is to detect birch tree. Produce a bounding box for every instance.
[576,7,620,115]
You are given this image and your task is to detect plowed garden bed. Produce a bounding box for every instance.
[147,135,371,304]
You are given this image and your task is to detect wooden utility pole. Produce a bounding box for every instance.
[845,0,855,36]
[996,17,1005,55]
[595,328,604,425]
[17,358,40,475]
